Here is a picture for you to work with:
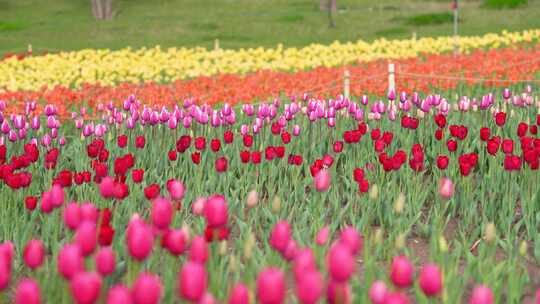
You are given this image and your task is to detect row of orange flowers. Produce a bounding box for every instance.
[0,46,539,117]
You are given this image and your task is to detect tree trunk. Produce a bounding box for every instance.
[91,0,113,20]
[327,0,336,27]
[320,0,336,11]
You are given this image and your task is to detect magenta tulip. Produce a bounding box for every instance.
[75,221,97,256]
[95,247,116,276]
[269,221,291,254]
[151,197,173,229]
[23,239,45,269]
[419,263,442,297]
[204,195,228,228]
[70,272,102,304]
[178,261,207,302]
[64,202,82,230]
[229,283,250,304]
[132,272,162,304]
[327,242,355,282]
[256,268,285,304]
[189,236,209,263]
[57,243,84,279]
[107,284,133,304]
[314,169,331,192]
[469,285,494,304]
[368,280,388,304]
[339,226,363,255]
[126,222,154,261]
[15,278,41,304]
[390,255,414,288]
[296,270,323,304]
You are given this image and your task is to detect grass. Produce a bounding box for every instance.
[404,12,455,26]
[484,0,528,9]
[0,0,538,53]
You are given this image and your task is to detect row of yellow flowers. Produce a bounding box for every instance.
[1,29,539,92]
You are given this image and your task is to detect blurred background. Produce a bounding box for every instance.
[0,0,538,55]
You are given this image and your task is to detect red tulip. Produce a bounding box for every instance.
[480,128,490,141]
[135,136,146,149]
[168,150,177,161]
[132,169,144,183]
[191,152,201,164]
[144,184,160,200]
[117,135,128,148]
[195,137,206,150]
[24,196,38,211]
[494,112,506,127]
[215,157,228,172]
[210,139,221,152]
[436,155,449,170]
[223,130,234,144]
[446,139,457,152]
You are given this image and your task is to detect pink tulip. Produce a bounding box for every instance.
[368,280,388,304]
[419,263,442,297]
[316,226,330,246]
[439,177,454,199]
[132,272,162,304]
[269,221,291,254]
[75,221,97,256]
[192,197,206,216]
[80,203,99,223]
[204,195,228,228]
[70,272,102,304]
[50,184,65,207]
[469,285,494,304]
[57,244,84,279]
[327,242,355,282]
[296,270,323,304]
[339,226,363,255]
[99,177,115,199]
[167,179,185,201]
[178,261,207,302]
[15,278,41,304]
[199,292,217,304]
[64,202,82,230]
[314,169,331,192]
[283,239,299,261]
[95,247,116,276]
[256,268,286,304]
[106,284,133,304]
[23,240,45,269]
[384,292,409,304]
[126,221,154,261]
[151,197,173,229]
[390,255,414,288]
[189,236,209,263]
[165,229,187,256]
[229,283,250,304]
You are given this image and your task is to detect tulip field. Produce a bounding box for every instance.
[1,29,540,304]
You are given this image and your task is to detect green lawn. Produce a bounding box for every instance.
[0,0,539,54]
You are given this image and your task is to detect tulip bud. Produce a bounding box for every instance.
[519,241,528,257]
[23,240,45,270]
[15,278,41,304]
[369,184,379,200]
[229,283,249,304]
[395,233,406,250]
[393,193,405,214]
[246,190,258,208]
[419,263,443,297]
[271,196,281,213]
[178,261,207,302]
[469,285,493,304]
[132,272,162,304]
[368,280,387,304]
[256,268,285,304]
[70,272,102,304]
[484,223,496,243]
[95,247,116,276]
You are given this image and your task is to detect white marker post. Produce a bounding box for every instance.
[214,39,220,51]
[388,63,395,95]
